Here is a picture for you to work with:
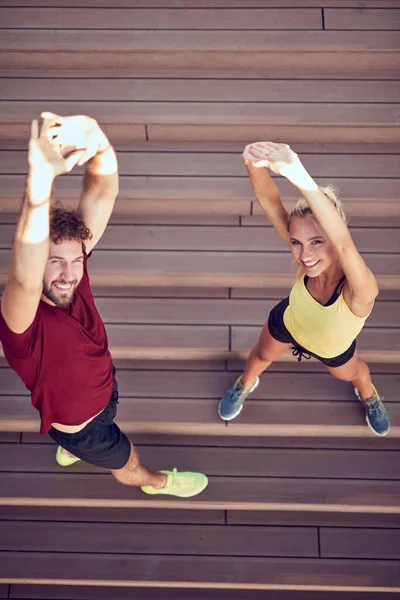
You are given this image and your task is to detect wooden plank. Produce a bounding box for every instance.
[0,432,19,442]
[1,397,400,436]
[20,430,400,450]
[2,443,399,480]
[2,78,399,103]
[233,325,400,354]
[0,521,319,557]
[2,67,400,80]
[1,50,399,73]
[2,176,399,218]
[1,552,400,590]
[2,0,400,8]
[0,250,397,286]
[1,340,399,364]
[320,527,400,559]
[2,223,399,254]
[1,139,400,155]
[7,584,396,600]
[1,473,400,514]
[1,149,399,178]
[1,367,398,402]
[0,505,224,524]
[1,30,399,53]
[228,510,400,528]
[86,297,400,329]
[0,102,398,143]
[147,124,399,144]
[325,8,400,30]
[0,7,323,30]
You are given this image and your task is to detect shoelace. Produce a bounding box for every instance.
[291,346,311,362]
[229,383,246,404]
[167,468,194,487]
[368,397,386,418]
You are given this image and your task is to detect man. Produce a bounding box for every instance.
[0,113,208,497]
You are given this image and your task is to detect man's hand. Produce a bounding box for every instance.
[28,118,85,182]
[243,141,300,176]
[41,112,109,166]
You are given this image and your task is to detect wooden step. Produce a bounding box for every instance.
[2,74,400,103]
[1,467,400,513]
[3,442,400,481]
[2,67,399,80]
[3,585,398,600]
[1,552,399,592]
[0,100,398,142]
[0,6,326,30]
[1,249,398,289]
[1,142,399,216]
[0,30,399,71]
[3,0,400,8]
[1,368,399,435]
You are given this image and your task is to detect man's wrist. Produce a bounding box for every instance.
[26,168,54,206]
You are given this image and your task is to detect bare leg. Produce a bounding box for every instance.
[326,350,374,400]
[111,441,167,488]
[59,447,77,458]
[241,323,291,388]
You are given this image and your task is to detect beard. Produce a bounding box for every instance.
[42,280,78,307]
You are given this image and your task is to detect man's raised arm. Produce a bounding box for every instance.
[1,118,84,334]
[42,113,119,255]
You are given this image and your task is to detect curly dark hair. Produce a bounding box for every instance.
[50,203,92,246]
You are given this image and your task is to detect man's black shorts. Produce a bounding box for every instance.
[48,390,131,470]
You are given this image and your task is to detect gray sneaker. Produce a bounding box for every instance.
[218,376,260,421]
[354,384,390,436]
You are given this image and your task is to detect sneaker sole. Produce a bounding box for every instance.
[354,388,390,437]
[218,377,260,422]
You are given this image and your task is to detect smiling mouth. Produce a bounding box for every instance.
[302,260,320,269]
[53,282,74,292]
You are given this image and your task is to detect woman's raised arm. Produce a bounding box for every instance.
[243,142,291,246]
[259,141,379,312]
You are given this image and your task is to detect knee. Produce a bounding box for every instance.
[253,345,273,364]
[331,367,359,382]
[111,444,139,477]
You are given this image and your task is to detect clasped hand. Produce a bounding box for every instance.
[28,112,109,180]
[242,141,300,176]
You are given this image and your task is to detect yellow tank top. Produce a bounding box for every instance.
[283,276,370,358]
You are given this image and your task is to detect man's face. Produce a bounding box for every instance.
[42,239,84,307]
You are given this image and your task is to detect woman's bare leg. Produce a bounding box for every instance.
[241,323,291,388]
[325,350,374,400]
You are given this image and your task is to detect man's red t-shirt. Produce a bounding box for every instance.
[0,253,113,434]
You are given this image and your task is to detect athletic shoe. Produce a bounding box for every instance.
[56,445,81,467]
[218,375,260,421]
[354,384,390,436]
[141,468,208,498]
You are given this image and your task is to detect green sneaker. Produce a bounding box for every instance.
[56,445,81,467]
[141,468,208,498]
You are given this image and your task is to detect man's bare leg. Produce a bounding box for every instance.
[111,441,166,488]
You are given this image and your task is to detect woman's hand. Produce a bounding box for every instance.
[242,141,300,176]
[40,111,110,166]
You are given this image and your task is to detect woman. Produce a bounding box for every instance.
[218,141,389,436]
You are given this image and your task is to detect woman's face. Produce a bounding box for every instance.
[289,215,337,277]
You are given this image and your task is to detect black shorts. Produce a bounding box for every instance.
[268,297,357,368]
[48,390,131,470]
